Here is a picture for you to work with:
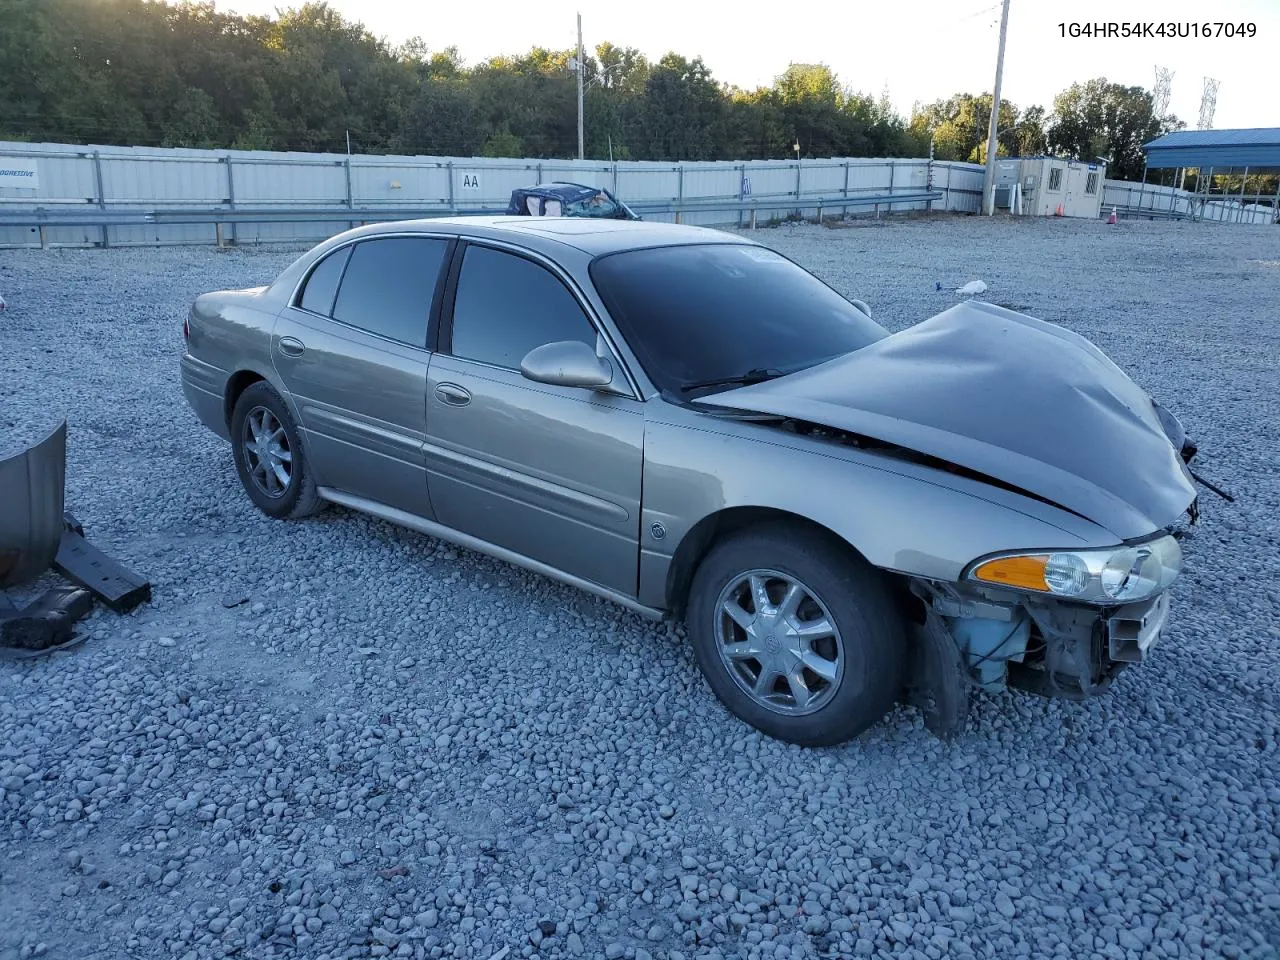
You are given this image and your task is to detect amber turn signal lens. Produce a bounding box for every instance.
[971,554,1049,591]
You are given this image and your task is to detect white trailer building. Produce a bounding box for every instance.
[993,155,1107,218]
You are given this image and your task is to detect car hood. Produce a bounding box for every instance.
[695,300,1197,540]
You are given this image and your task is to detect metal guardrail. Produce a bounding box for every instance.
[1109,204,1191,221]
[0,190,946,247]
[1108,201,1276,225]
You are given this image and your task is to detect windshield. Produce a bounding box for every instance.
[588,243,888,396]
[565,191,623,218]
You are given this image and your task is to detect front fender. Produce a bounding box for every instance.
[637,415,1125,610]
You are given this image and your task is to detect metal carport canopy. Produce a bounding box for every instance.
[1142,128,1280,169]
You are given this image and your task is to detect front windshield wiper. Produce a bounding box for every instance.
[678,368,785,393]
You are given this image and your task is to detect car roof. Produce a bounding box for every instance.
[348,215,757,257]
[513,182,600,196]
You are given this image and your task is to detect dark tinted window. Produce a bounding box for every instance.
[331,237,449,347]
[450,245,596,368]
[298,246,350,316]
[589,243,888,395]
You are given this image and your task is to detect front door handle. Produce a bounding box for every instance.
[278,336,305,358]
[435,383,471,407]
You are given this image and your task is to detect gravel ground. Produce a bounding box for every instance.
[1,215,1278,960]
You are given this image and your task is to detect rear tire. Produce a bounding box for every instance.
[229,381,323,520]
[686,522,906,746]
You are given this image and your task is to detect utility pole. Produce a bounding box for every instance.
[576,13,585,160]
[981,0,1011,217]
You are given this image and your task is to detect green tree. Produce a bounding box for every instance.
[1013,105,1047,156]
[1047,78,1182,180]
[0,0,1185,172]
[469,49,577,158]
[908,93,1021,162]
[481,128,524,158]
[394,78,482,155]
[638,54,725,160]
[774,64,845,157]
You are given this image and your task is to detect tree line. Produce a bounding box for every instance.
[0,0,1185,180]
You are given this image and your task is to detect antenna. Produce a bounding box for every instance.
[1197,77,1219,129]
[1152,66,1173,118]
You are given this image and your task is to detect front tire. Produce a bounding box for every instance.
[229,381,322,520]
[686,522,906,746]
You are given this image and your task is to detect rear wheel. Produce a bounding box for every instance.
[686,522,905,746]
[229,381,322,520]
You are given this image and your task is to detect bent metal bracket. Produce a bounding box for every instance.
[0,419,151,659]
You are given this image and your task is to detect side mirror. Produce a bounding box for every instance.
[520,340,614,389]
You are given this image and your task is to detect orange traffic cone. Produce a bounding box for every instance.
[1055,203,1064,217]
[1107,206,1118,224]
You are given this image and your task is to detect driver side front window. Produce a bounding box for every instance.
[449,245,597,370]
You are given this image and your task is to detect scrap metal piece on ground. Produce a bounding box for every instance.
[63,510,84,537]
[0,420,153,645]
[53,528,152,613]
[0,584,94,660]
[0,420,67,590]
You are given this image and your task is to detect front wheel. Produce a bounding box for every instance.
[686,522,906,746]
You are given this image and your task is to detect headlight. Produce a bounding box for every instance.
[966,535,1181,604]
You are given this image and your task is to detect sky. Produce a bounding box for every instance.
[209,0,1279,129]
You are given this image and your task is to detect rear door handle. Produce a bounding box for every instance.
[278,336,305,358]
[435,383,471,406]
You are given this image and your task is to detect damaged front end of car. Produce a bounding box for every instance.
[688,299,1223,736]
[906,430,1206,735]
[902,537,1180,736]
[911,532,1179,693]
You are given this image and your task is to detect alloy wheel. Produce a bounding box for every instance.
[713,568,845,716]
[241,406,293,499]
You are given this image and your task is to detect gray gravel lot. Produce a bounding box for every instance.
[1,214,1278,960]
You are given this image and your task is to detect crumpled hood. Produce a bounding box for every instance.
[696,300,1196,539]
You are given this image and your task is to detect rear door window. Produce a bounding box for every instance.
[331,237,450,348]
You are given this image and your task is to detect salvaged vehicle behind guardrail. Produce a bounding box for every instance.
[180,216,1208,745]
[506,182,641,221]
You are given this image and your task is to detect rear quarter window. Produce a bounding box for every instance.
[297,246,351,316]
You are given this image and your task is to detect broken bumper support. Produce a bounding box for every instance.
[913,579,1172,701]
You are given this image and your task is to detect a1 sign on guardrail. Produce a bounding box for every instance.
[0,158,39,190]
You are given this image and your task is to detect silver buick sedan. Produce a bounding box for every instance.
[181,216,1203,746]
